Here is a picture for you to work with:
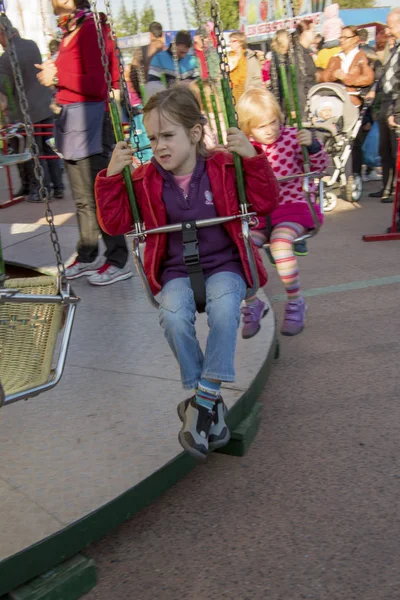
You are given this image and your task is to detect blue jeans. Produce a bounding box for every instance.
[159,272,247,389]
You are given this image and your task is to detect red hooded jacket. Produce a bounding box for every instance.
[95,149,279,294]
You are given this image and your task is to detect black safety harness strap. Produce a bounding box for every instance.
[182,221,206,313]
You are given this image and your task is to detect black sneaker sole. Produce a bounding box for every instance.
[178,430,208,461]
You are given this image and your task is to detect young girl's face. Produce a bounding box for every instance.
[144,109,201,176]
[250,109,281,145]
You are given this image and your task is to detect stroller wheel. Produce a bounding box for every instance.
[346,175,363,203]
[323,191,337,212]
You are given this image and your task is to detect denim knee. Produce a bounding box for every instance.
[159,280,196,333]
[205,272,246,325]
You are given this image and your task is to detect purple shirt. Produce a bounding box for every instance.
[152,156,245,287]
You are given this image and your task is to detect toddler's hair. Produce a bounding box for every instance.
[143,86,207,156]
[236,88,284,136]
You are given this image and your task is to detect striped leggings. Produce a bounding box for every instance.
[270,222,306,300]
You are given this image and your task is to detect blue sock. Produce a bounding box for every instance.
[195,378,221,410]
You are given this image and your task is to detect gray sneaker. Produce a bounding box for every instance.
[87,263,133,286]
[177,396,214,460]
[65,257,103,280]
[177,397,230,452]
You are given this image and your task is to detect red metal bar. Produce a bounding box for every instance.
[363,136,400,242]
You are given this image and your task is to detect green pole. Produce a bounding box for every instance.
[197,77,212,126]
[289,61,309,167]
[220,78,247,208]
[279,62,295,126]
[216,80,229,131]
[139,83,147,105]
[109,101,142,225]
[210,90,224,145]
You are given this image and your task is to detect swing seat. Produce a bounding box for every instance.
[0,151,31,166]
[0,272,78,406]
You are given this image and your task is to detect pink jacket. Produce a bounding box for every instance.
[253,127,329,230]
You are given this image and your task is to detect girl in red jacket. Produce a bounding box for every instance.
[237,88,329,337]
[95,86,279,460]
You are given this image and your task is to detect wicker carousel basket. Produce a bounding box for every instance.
[0,276,63,397]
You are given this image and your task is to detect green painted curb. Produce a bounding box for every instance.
[217,401,263,457]
[9,555,96,600]
[0,332,278,597]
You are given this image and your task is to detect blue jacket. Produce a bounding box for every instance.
[148,47,198,86]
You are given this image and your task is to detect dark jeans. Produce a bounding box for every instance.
[13,116,64,194]
[65,113,128,268]
[352,126,368,176]
[378,117,398,197]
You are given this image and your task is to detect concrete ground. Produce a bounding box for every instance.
[84,180,400,600]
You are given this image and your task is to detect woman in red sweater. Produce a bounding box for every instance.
[36,0,131,286]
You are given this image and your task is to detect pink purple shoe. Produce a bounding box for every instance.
[281,297,306,336]
[241,297,269,339]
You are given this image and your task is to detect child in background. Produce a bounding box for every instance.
[237,88,329,337]
[95,87,279,459]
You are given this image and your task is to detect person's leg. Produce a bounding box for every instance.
[85,112,129,277]
[352,126,366,177]
[377,119,394,198]
[202,271,247,384]
[241,231,268,339]
[159,277,204,389]
[177,272,246,459]
[64,158,101,266]
[270,222,307,336]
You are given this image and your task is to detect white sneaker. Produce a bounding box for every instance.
[363,169,383,182]
[65,257,103,280]
[87,263,133,286]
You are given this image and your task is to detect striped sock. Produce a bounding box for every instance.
[270,223,306,301]
[195,378,221,411]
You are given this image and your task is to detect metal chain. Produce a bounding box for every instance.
[165,0,181,81]
[90,0,143,163]
[0,13,65,279]
[103,0,134,122]
[210,0,239,122]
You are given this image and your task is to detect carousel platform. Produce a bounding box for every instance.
[0,174,277,597]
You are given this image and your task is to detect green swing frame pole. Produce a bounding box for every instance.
[109,100,142,226]
[216,80,229,130]
[289,60,310,168]
[279,60,295,127]
[209,86,224,145]
[220,78,248,209]
[139,83,147,105]
[197,73,212,125]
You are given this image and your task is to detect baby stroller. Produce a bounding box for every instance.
[306,82,366,212]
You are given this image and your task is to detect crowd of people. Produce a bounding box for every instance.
[2,0,400,457]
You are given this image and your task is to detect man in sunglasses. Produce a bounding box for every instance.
[320,26,374,107]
